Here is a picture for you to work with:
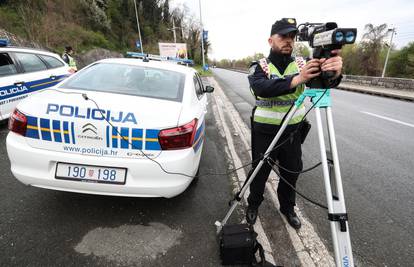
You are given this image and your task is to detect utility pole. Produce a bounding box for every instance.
[382,28,396,78]
[133,0,144,53]
[198,0,206,68]
[172,19,177,43]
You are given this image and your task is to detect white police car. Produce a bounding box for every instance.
[0,39,71,121]
[7,55,214,198]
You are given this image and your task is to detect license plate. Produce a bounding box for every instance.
[55,162,126,184]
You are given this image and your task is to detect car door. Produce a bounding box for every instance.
[0,51,22,120]
[4,51,50,119]
[195,73,207,115]
[38,54,70,83]
[192,73,207,153]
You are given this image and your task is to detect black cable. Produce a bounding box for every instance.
[272,160,322,174]
[267,158,328,210]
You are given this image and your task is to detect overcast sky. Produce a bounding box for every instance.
[172,0,414,60]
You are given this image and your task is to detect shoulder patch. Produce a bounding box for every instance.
[258,58,270,78]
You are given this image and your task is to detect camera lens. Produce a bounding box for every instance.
[335,31,344,42]
[345,31,355,43]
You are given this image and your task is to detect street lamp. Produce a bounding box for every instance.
[382,28,396,78]
[133,0,144,53]
[198,0,206,68]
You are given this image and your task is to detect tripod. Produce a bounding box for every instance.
[215,88,354,267]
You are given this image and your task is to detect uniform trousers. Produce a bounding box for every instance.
[247,122,303,213]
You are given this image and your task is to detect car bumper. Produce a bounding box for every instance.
[7,132,201,198]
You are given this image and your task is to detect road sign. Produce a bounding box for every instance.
[203,30,208,41]
[135,40,141,48]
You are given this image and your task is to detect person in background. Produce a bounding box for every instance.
[62,45,77,73]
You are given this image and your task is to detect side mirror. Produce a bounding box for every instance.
[203,85,214,93]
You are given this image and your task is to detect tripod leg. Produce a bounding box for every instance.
[215,105,299,233]
[314,107,354,267]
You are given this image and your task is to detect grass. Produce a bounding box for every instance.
[193,65,213,77]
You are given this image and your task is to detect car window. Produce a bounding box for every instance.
[14,52,48,73]
[0,53,18,77]
[59,63,185,102]
[194,75,203,99]
[40,55,65,68]
[196,73,204,93]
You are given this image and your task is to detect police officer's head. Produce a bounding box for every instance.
[269,18,298,55]
[65,46,73,54]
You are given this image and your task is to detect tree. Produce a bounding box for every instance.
[387,42,414,78]
[293,43,310,58]
[360,23,390,76]
[341,43,364,75]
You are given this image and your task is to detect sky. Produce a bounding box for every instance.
[172,0,414,60]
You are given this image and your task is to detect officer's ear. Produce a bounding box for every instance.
[268,37,273,47]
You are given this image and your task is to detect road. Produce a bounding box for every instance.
[213,68,414,267]
[0,102,243,266]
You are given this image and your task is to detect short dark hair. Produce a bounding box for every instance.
[65,46,73,52]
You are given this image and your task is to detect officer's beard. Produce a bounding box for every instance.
[269,48,292,70]
[272,44,293,55]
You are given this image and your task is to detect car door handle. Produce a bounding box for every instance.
[14,81,25,86]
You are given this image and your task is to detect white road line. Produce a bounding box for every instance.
[209,77,335,266]
[361,111,414,128]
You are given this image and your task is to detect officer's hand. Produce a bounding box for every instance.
[290,59,321,88]
[320,49,342,79]
[299,59,321,82]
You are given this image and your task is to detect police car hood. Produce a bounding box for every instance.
[19,89,183,159]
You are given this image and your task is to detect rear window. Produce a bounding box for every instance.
[59,63,185,102]
[0,53,17,76]
[40,55,65,68]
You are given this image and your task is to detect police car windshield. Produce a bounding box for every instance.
[59,63,185,102]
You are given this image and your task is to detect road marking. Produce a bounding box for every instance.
[210,77,335,266]
[361,111,414,128]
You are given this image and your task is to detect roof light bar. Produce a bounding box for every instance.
[0,39,9,47]
[126,52,194,65]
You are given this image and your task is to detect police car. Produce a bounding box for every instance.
[0,39,71,121]
[7,54,214,198]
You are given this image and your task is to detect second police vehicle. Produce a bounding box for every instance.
[7,53,214,198]
[0,39,71,121]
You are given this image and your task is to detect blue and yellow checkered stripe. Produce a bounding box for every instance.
[106,127,160,151]
[25,116,75,144]
[193,120,205,152]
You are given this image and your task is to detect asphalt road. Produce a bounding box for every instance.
[213,68,414,267]
[0,101,242,266]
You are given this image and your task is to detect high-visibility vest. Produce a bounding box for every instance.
[253,58,306,125]
[68,54,77,71]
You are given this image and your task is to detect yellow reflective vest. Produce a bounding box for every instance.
[253,59,305,125]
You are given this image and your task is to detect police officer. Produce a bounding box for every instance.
[246,18,343,229]
[62,46,78,73]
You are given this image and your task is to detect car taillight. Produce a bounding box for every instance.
[159,119,198,150]
[8,109,27,136]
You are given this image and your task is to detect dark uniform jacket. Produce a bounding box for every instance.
[248,50,342,133]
